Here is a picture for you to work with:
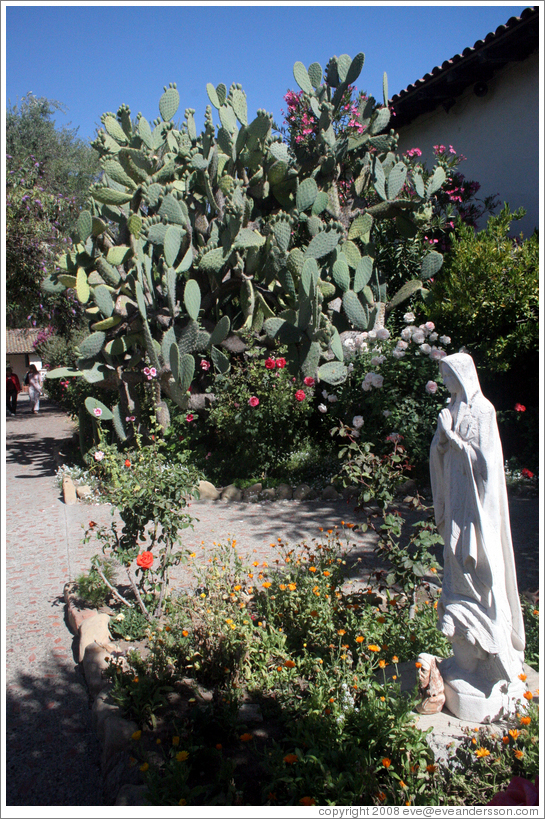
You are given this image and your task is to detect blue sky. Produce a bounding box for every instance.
[5,3,529,142]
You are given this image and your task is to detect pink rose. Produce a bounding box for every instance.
[248,396,259,407]
[295,390,306,402]
[200,360,211,371]
[303,377,315,386]
[186,414,194,422]
[426,381,438,395]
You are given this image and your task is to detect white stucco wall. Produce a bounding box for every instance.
[396,51,540,238]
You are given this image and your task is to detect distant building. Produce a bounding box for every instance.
[5,329,43,391]
[391,5,540,237]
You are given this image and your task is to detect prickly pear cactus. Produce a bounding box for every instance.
[45,54,447,428]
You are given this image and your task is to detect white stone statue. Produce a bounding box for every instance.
[429,353,526,723]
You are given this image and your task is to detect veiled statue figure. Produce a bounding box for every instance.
[430,353,526,722]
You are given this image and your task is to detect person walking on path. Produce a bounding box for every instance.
[6,366,22,415]
[27,364,43,414]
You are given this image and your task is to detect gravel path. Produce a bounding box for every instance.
[4,395,539,807]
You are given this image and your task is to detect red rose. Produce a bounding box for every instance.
[136,551,153,569]
[265,358,276,369]
[303,376,315,387]
[186,414,194,422]
[514,403,526,412]
[295,390,306,402]
[124,459,131,468]
[522,468,534,479]
[275,358,286,369]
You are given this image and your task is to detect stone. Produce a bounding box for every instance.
[395,478,417,497]
[76,484,92,498]
[115,784,148,806]
[220,484,243,502]
[321,485,341,501]
[237,703,263,724]
[101,713,139,771]
[342,485,359,499]
[62,476,77,505]
[197,480,220,500]
[416,652,446,715]
[78,612,112,663]
[293,484,313,501]
[429,353,526,723]
[261,487,276,501]
[83,643,114,699]
[275,483,293,500]
[242,482,262,501]
[92,686,122,741]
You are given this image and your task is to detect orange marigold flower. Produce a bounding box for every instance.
[355,636,364,643]
[284,753,298,764]
[262,581,272,589]
[475,748,490,758]
[234,584,241,591]
[284,660,296,669]
[131,730,142,741]
[508,729,519,740]
[215,743,222,750]
[338,629,346,635]
[382,757,392,768]
[415,661,422,668]
[310,610,318,617]
[176,751,189,761]
[288,583,297,591]
[379,659,387,668]
[239,733,253,742]
[323,570,330,576]
[253,561,259,567]
[523,691,533,701]
[279,584,286,591]
[309,566,317,573]
[392,655,399,663]
[533,609,539,616]
[140,762,149,772]
[518,673,527,682]
[520,716,531,726]
[172,736,180,745]
[502,736,510,744]
[426,764,437,773]
[514,749,524,760]
[329,697,335,703]
[368,645,380,652]
[182,630,189,637]
[299,797,316,806]
[376,792,386,802]
[399,781,407,789]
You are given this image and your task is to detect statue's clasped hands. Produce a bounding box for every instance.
[437,408,464,451]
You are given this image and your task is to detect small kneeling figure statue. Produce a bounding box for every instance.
[416,653,446,715]
[429,353,526,723]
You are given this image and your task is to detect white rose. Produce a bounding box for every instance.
[376,328,390,340]
[363,372,374,383]
[439,335,451,345]
[352,430,360,438]
[352,415,364,429]
[318,403,328,413]
[425,321,435,331]
[383,410,392,418]
[401,327,413,341]
[362,382,372,392]
[322,390,329,399]
[370,374,384,388]
[371,355,385,366]
[94,451,105,462]
[392,349,406,359]
[367,329,377,340]
[403,312,415,324]
[396,340,408,350]
[327,394,338,403]
[412,331,425,344]
[343,338,356,350]
[429,332,438,342]
[420,343,432,355]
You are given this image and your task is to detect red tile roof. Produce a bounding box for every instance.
[5,328,43,354]
[390,6,539,127]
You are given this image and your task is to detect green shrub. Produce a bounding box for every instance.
[75,558,116,608]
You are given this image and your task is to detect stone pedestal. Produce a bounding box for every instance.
[439,656,526,724]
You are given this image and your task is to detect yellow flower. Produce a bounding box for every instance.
[176,751,189,762]
[189,552,196,558]
[234,585,241,591]
[368,645,380,652]
[131,730,142,741]
[508,729,519,740]
[475,748,490,758]
[172,735,180,746]
[140,762,149,772]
